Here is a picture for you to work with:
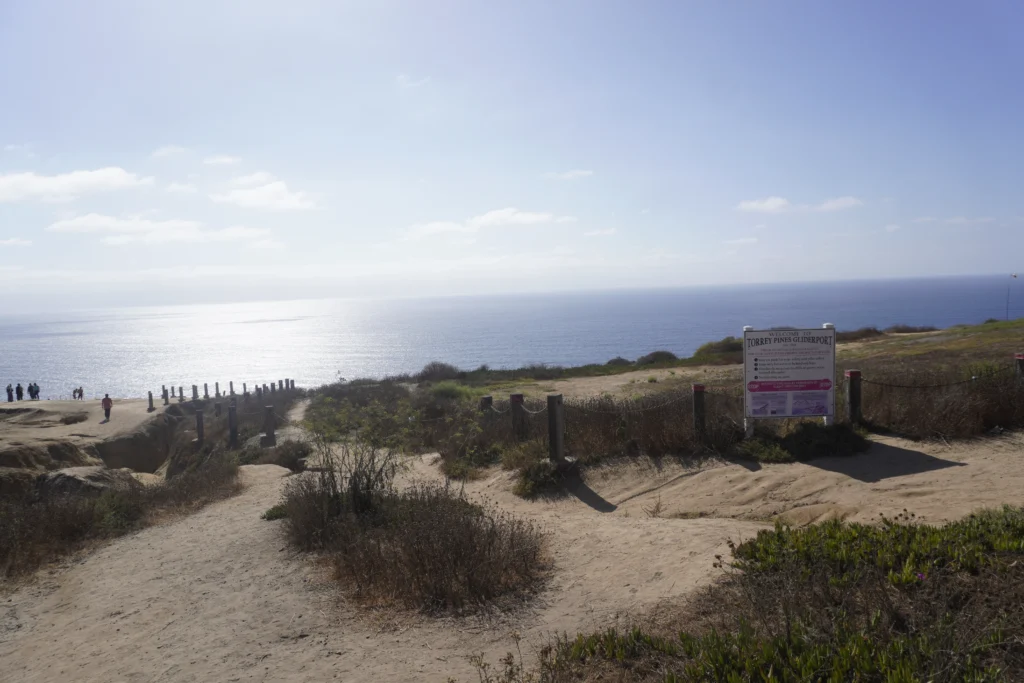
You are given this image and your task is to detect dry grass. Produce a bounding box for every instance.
[279,437,546,612]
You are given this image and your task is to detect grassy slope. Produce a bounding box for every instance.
[473,319,1024,393]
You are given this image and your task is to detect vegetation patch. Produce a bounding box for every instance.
[261,503,287,521]
[278,440,546,612]
[469,506,1024,681]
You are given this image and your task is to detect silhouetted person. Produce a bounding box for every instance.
[15,384,23,401]
[101,394,113,421]
[5,384,12,402]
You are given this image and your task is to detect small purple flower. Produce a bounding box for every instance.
[916,572,926,581]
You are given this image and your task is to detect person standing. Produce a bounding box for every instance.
[15,383,23,401]
[5,384,12,402]
[101,394,113,421]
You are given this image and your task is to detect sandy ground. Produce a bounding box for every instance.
[4,405,1024,681]
[0,398,164,453]
[508,364,741,399]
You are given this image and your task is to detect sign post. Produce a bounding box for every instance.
[742,323,836,435]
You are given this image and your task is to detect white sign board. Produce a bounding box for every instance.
[743,328,836,419]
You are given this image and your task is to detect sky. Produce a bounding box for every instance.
[1,0,1023,312]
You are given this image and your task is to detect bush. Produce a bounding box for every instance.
[836,326,885,343]
[694,336,743,356]
[512,460,561,498]
[605,357,632,367]
[262,503,287,520]
[885,324,939,333]
[635,350,678,366]
[428,380,475,403]
[279,438,546,611]
[417,361,462,383]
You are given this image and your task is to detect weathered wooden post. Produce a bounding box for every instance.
[479,395,493,412]
[204,383,209,399]
[214,401,222,417]
[547,394,565,463]
[692,383,706,444]
[170,386,175,398]
[270,382,276,394]
[510,393,527,441]
[148,391,155,412]
[229,381,234,396]
[192,385,199,401]
[195,410,205,448]
[263,383,269,394]
[1017,353,1024,381]
[290,379,295,390]
[228,403,239,448]
[260,406,276,447]
[178,386,184,403]
[162,387,169,406]
[279,380,285,393]
[845,370,863,426]
[215,382,220,398]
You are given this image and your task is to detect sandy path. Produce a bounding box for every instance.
[5,416,1023,681]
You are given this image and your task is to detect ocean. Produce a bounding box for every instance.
[1,275,1020,400]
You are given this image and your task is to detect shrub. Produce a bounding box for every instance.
[262,503,287,520]
[694,336,743,356]
[513,460,561,498]
[279,438,546,611]
[417,361,462,382]
[605,356,632,367]
[428,380,475,403]
[885,324,939,333]
[646,376,657,383]
[635,350,678,365]
[835,326,885,343]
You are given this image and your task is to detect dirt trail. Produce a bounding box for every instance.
[3,410,1024,681]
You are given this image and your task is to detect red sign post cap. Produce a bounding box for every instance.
[691,383,705,392]
[845,370,862,378]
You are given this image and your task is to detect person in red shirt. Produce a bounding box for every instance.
[101,394,113,422]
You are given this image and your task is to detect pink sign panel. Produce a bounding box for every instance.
[747,379,833,392]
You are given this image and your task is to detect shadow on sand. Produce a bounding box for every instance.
[807,441,966,483]
[548,473,617,513]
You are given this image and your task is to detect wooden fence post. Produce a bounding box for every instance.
[195,411,204,448]
[547,394,565,462]
[178,386,184,403]
[479,395,493,412]
[192,385,198,401]
[260,406,276,447]
[510,394,527,441]
[148,391,155,412]
[1016,353,1024,381]
[229,381,234,396]
[170,386,175,398]
[845,370,862,426]
[692,383,706,443]
[162,387,169,406]
[228,403,238,448]
[270,382,276,394]
[204,383,209,399]
[291,379,295,390]
[215,382,220,398]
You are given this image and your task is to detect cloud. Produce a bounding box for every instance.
[724,237,759,245]
[3,143,34,157]
[736,196,863,213]
[466,207,564,229]
[0,168,153,202]
[584,228,616,237]
[231,171,276,187]
[640,208,651,215]
[151,145,189,158]
[402,207,576,241]
[912,217,937,223]
[0,237,31,247]
[945,216,994,225]
[203,155,241,166]
[46,213,272,246]
[210,175,316,211]
[884,224,901,233]
[543,169,594,181]
[166,182,198,194]
[396,73,431,88]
